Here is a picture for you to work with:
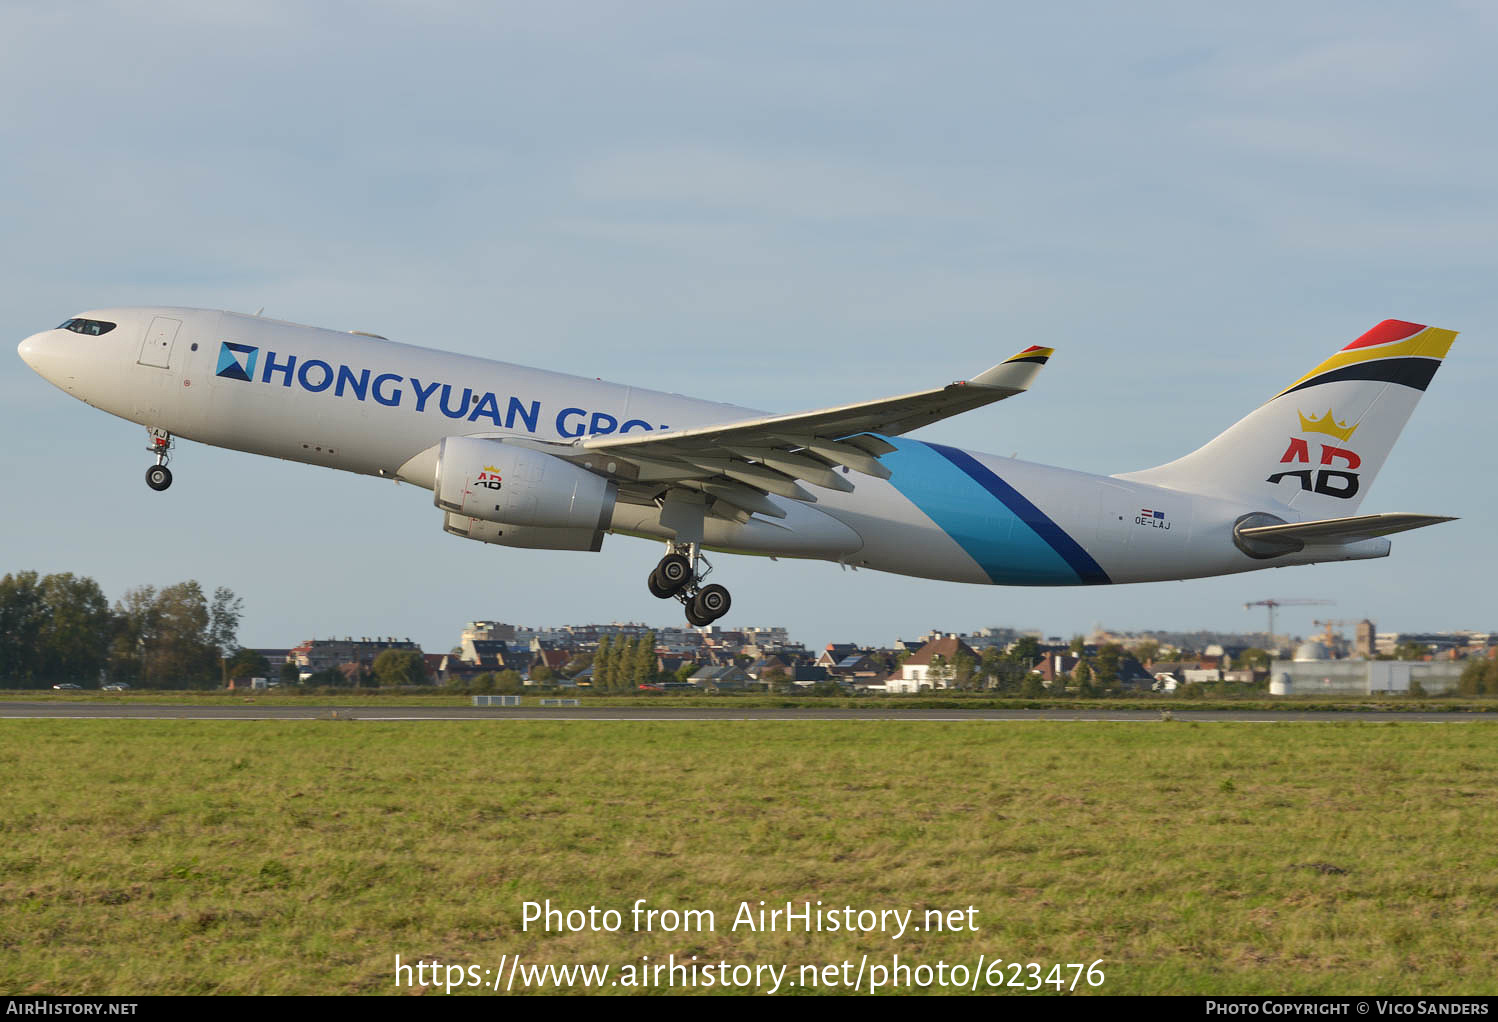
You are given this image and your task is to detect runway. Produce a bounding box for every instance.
[0,702,1490,723]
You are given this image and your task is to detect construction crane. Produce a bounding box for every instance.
[1244,598,1333,652]
[1313,619,1360,645]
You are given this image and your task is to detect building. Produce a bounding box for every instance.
[1033,653,1081,685]
[745,655,792,681]
[688,665,751,690]
[1270,642,1465,695]
[461,639,524,671]
[252,648,292,671]
[290,637,422,675]
[462,621,517,644]
[530,647,570,675]
[816,644,862,670]
[885,636,979,693]
[1375,631,1495,659]
[740,626,794,651]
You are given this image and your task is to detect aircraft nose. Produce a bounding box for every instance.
[17,329,69,388]
[18,332,43,369]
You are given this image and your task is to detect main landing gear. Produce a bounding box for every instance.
[144,428,174,491]
[647,542,731,626]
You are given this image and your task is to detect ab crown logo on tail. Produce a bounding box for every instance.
[1267,410,1361,499]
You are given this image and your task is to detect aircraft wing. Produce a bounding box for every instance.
[572,345,1053,522]
[1237,513,1457,545]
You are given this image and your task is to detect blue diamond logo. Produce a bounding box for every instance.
[215,342,259,382]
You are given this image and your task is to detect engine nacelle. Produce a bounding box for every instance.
[434,436,617,533]
[443,512,606,552]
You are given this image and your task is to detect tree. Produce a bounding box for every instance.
[675,662,698,683]
[1094,644,1124,691]
[37,573,112,684]
[530,665,555,685]
[279,660,303,686]
[1237,648,1271,671]
[632,631,657,686]
[1008,636,1041,665]
[207,587,243,660]
[593,636,614,689]
[611,637,635,691]
[226,648,271,681]
[493,669,524,694]
[1394,642,1430,662]
[302,667,342,687]
[108,585,159,686]
[0,572,45,686]
[373,649,427,687]
[762,667,791,692]
[0,571,112,686]
[1073,659,1095,697]
[1458,658,1495,696]
[979,647,1005,690]
[952,649,979,690]
[1133,639,1160,666]
[926,653,952,691]
[149,582,219,687]
[1069,635,1086,656]
[989,638,1039,693]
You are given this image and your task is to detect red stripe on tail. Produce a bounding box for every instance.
[1342,319,1425,351]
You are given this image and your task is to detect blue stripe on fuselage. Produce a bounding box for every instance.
[880,438,1112,586]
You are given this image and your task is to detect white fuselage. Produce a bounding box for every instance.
[17,307,1386,588]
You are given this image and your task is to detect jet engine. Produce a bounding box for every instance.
[442,512,606,552]
[434,436,617,538]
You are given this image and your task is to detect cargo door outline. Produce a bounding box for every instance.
[138,316,181,369]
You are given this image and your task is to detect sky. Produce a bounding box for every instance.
[2,1,1495,653]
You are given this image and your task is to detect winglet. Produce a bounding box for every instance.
[970,345,1054,391]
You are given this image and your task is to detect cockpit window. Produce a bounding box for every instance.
[57,318,117,336]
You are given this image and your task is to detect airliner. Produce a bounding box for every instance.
[17,311,1456,625]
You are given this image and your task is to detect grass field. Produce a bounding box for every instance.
[3,719,1496,995]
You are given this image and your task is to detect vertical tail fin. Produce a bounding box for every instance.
[1115,320,1457,516]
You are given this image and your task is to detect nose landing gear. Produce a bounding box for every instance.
[646,542,732,626]
[145,428,174,491]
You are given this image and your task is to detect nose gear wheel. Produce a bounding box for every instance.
[144,428,174,491]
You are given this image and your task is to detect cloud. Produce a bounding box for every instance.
[1211,36,1436,96]
[574,147,961,221]
[1191,113,1484,185]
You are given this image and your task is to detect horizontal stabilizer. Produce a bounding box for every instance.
[1238,512,1456,543]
